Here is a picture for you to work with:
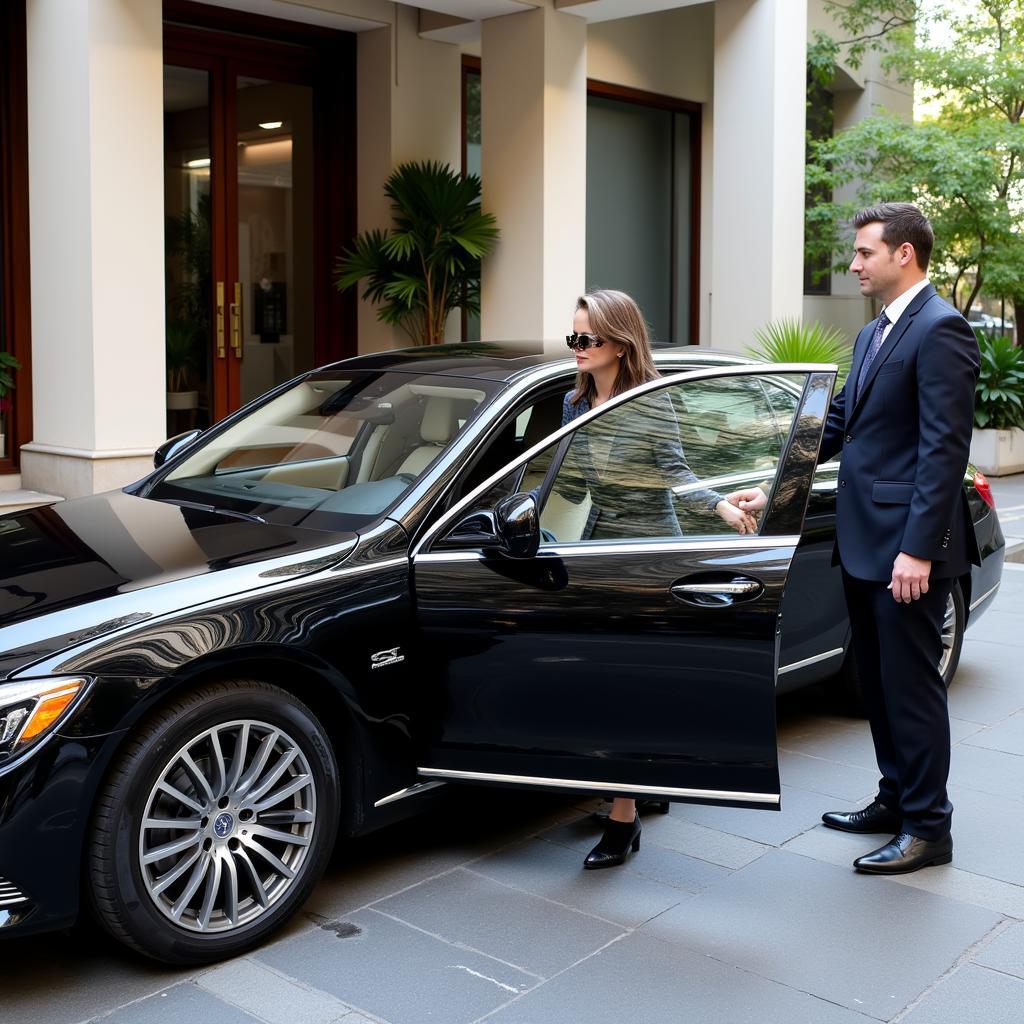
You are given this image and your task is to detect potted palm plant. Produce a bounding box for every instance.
[746,318,853,386]
[165,321,199,411]
[335,161,499,345]
[969,331,1024,475]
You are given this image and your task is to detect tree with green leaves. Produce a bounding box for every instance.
[335,161,499,346]
[806,1,1024,332]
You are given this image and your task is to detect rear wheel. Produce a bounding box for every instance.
[837,579,965,711]
[87,681,339,964]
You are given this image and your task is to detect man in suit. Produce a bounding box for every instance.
[816,203,980,873]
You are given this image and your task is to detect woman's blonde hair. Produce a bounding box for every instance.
[570,289,660,406]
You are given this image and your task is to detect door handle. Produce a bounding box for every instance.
[670,576,764,608]
[230,281,243,359]
[216,281,226,358]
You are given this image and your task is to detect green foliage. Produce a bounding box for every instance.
[808,0,916,85]
[0,350,20,405]
[165,192,212,392]
[746,318,853,387]
[806,1,1024,315]
[974,329,1024,429]
[335,161,499,345]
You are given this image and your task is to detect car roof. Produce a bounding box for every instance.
[320,342,757,385]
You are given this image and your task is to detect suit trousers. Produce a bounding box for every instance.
[841,570,954,840]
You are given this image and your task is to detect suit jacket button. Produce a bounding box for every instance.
[840,480,847,487]
[845,434,853,443]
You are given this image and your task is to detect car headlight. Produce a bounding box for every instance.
[0,677,90,764]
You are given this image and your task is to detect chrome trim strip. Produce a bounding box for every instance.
[373,780,448,808]
[416,767,779,806]
[674,582,760,595]
[0,879,29,907]
[331,556,408,577]
[777,647,845,676]
[415,536,801,563]
[969,581,1001,612]
[411,362,835,557]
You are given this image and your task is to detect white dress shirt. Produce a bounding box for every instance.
[879,278,930,342]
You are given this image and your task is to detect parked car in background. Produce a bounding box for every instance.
[0,344,1004,963]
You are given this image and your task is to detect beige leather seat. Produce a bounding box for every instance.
[395,397,458,477]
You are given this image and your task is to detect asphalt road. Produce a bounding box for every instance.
[4,481,1024,1024]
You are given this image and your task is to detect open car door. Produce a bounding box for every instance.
[411,366,835,810]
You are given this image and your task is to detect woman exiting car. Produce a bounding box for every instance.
[560,289,758,869]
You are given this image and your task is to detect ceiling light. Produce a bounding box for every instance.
[185,157,210,169]
[259,121,283,130]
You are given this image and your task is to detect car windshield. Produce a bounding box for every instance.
[150,370,496,531]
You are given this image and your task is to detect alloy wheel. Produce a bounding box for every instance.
[938,591,958,681]
[138,719,316,933]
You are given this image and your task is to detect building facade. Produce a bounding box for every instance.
[0,0,910,505]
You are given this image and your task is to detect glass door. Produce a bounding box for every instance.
[162,20,354,438]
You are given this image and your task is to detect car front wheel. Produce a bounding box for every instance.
[87,680,339,964]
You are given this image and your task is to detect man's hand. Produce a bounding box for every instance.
[889,552,931,603]
[715,500,758,535]
[725,487,768,513]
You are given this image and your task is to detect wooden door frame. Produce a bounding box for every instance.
[0,0,31,473]
[163,2,356,422]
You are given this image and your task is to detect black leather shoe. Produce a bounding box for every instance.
[583,815,641,870]
[822,799,901,834]
[590,799,669,825]
[854,832,953,875]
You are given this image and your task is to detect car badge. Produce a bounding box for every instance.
[371,646,406,670]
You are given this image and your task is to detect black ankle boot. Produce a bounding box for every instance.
[583,815,641,870]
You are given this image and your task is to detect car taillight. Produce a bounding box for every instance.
[974,471,996,509]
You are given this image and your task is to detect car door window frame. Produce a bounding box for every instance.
[416,364,836,558]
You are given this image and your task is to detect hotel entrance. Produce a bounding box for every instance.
[162,7,355,435]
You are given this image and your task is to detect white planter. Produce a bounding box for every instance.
[166,390,199,411]
[970,426,1024,476]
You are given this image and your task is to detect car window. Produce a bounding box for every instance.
[538,374,807,544]
[151,371,497,529]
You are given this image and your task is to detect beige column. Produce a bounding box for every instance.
[480,4,587,353]
[710,0,807,351]
[356,5,462,352]
[22,0,166,498]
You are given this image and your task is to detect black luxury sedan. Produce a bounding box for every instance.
[0,345,1005,963]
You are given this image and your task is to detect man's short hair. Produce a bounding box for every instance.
[853,202,934,270]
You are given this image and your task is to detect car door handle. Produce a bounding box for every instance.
[670,576,764,607]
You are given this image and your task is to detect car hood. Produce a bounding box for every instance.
[0,490,357,679]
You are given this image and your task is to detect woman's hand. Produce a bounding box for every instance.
[715,500,758,535]
[725,487,768,513]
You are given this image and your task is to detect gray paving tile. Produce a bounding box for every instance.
[197,957,362,1024]
[640,849,1003,1020]
[948,716,986,743]
[946,683,1023,726]
[778,748,880,801]
[901,964,1024,1024]
[633,810,770,869]
[100,983,261,1024]
[974,921,1024,979]
[255,908,536,1024]
[778,722,879,771]
[471,836,685,928]
[950,744,1024,803]
[947,786,1024,886]
[957,644,1023,690]
[1,929,191,1024]
[784,825,1024,918]
[373,867,624,977]
[963,710,1024,754]
[671,785,832,846]
[485,930,870,1024]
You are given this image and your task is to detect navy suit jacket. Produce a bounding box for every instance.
[819,285,981,582]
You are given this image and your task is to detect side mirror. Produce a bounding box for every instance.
[436,491,540,559]
[494,491,540,559]
[154,429,202,469]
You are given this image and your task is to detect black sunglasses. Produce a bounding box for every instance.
[566,333,605,352]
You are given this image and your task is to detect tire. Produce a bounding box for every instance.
[836,579,965,712]
[87,680,340,964]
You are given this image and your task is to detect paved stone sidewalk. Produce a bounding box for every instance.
[5,568,1023,1024]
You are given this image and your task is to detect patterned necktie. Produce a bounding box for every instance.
[856,311,890,401]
